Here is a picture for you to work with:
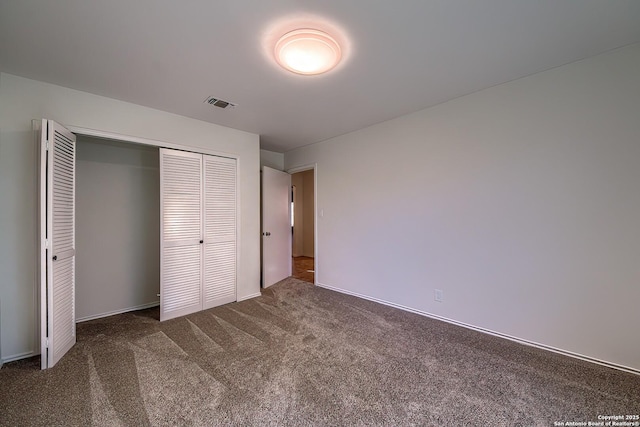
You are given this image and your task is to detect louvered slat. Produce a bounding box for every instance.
[160,150,237,319]
[203,156,236,309]
[162,246,201,313]
[52,257,75,360]
[45,121,77,368]
[52,130,75,255]
[161,151,201,244]
[203,241,236,308]
[204,156,236,243]
[160,149,203,321]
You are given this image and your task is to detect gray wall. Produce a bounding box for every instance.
[76,137,160,321]
[286,44,640,371]
[260,149,284,170]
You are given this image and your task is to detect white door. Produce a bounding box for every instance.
[262,166,291,287]
[160,149,203,321]
[202,155,237,309]
[40,119,77,369]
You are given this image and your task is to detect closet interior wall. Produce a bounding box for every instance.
[75,136,160,321]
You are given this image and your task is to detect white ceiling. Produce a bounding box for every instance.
[1,1,640,152]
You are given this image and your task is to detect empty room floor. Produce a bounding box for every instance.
[1,278,638,425]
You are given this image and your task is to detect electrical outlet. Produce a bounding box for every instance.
[434,289,443,302]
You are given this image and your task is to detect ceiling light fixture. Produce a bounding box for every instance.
[274,29,342,75]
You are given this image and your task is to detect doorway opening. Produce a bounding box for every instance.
[290,169,315,284]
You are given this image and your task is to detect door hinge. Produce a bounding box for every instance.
[45,338,49,348]
[46,140,50,150]
[45,239,49,249]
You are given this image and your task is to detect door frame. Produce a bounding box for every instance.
[286,163,318,286]
[36,124,241,363]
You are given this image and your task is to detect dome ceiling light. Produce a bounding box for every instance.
[274,29,342,75]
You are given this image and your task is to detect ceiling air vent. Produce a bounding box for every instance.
[204,96,236,109]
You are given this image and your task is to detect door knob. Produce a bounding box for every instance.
[52,255,57,261]
[264,232,271,236]
[200,240,204,244]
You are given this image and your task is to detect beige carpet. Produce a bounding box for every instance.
[1,277,639,426]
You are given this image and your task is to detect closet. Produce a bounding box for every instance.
[160,148,237,321]
[40,120,238,368]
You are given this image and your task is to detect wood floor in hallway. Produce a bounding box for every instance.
[292,256,314,283]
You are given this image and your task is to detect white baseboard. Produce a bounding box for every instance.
[317,282,640,376]
[2,350,37,365]
[237,292,261,302]
[76,301,160,323]
[75,293,262,323]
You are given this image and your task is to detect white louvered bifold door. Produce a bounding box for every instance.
[160,149,203,321]
[203,155,237,309]
[41,120,77,369]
